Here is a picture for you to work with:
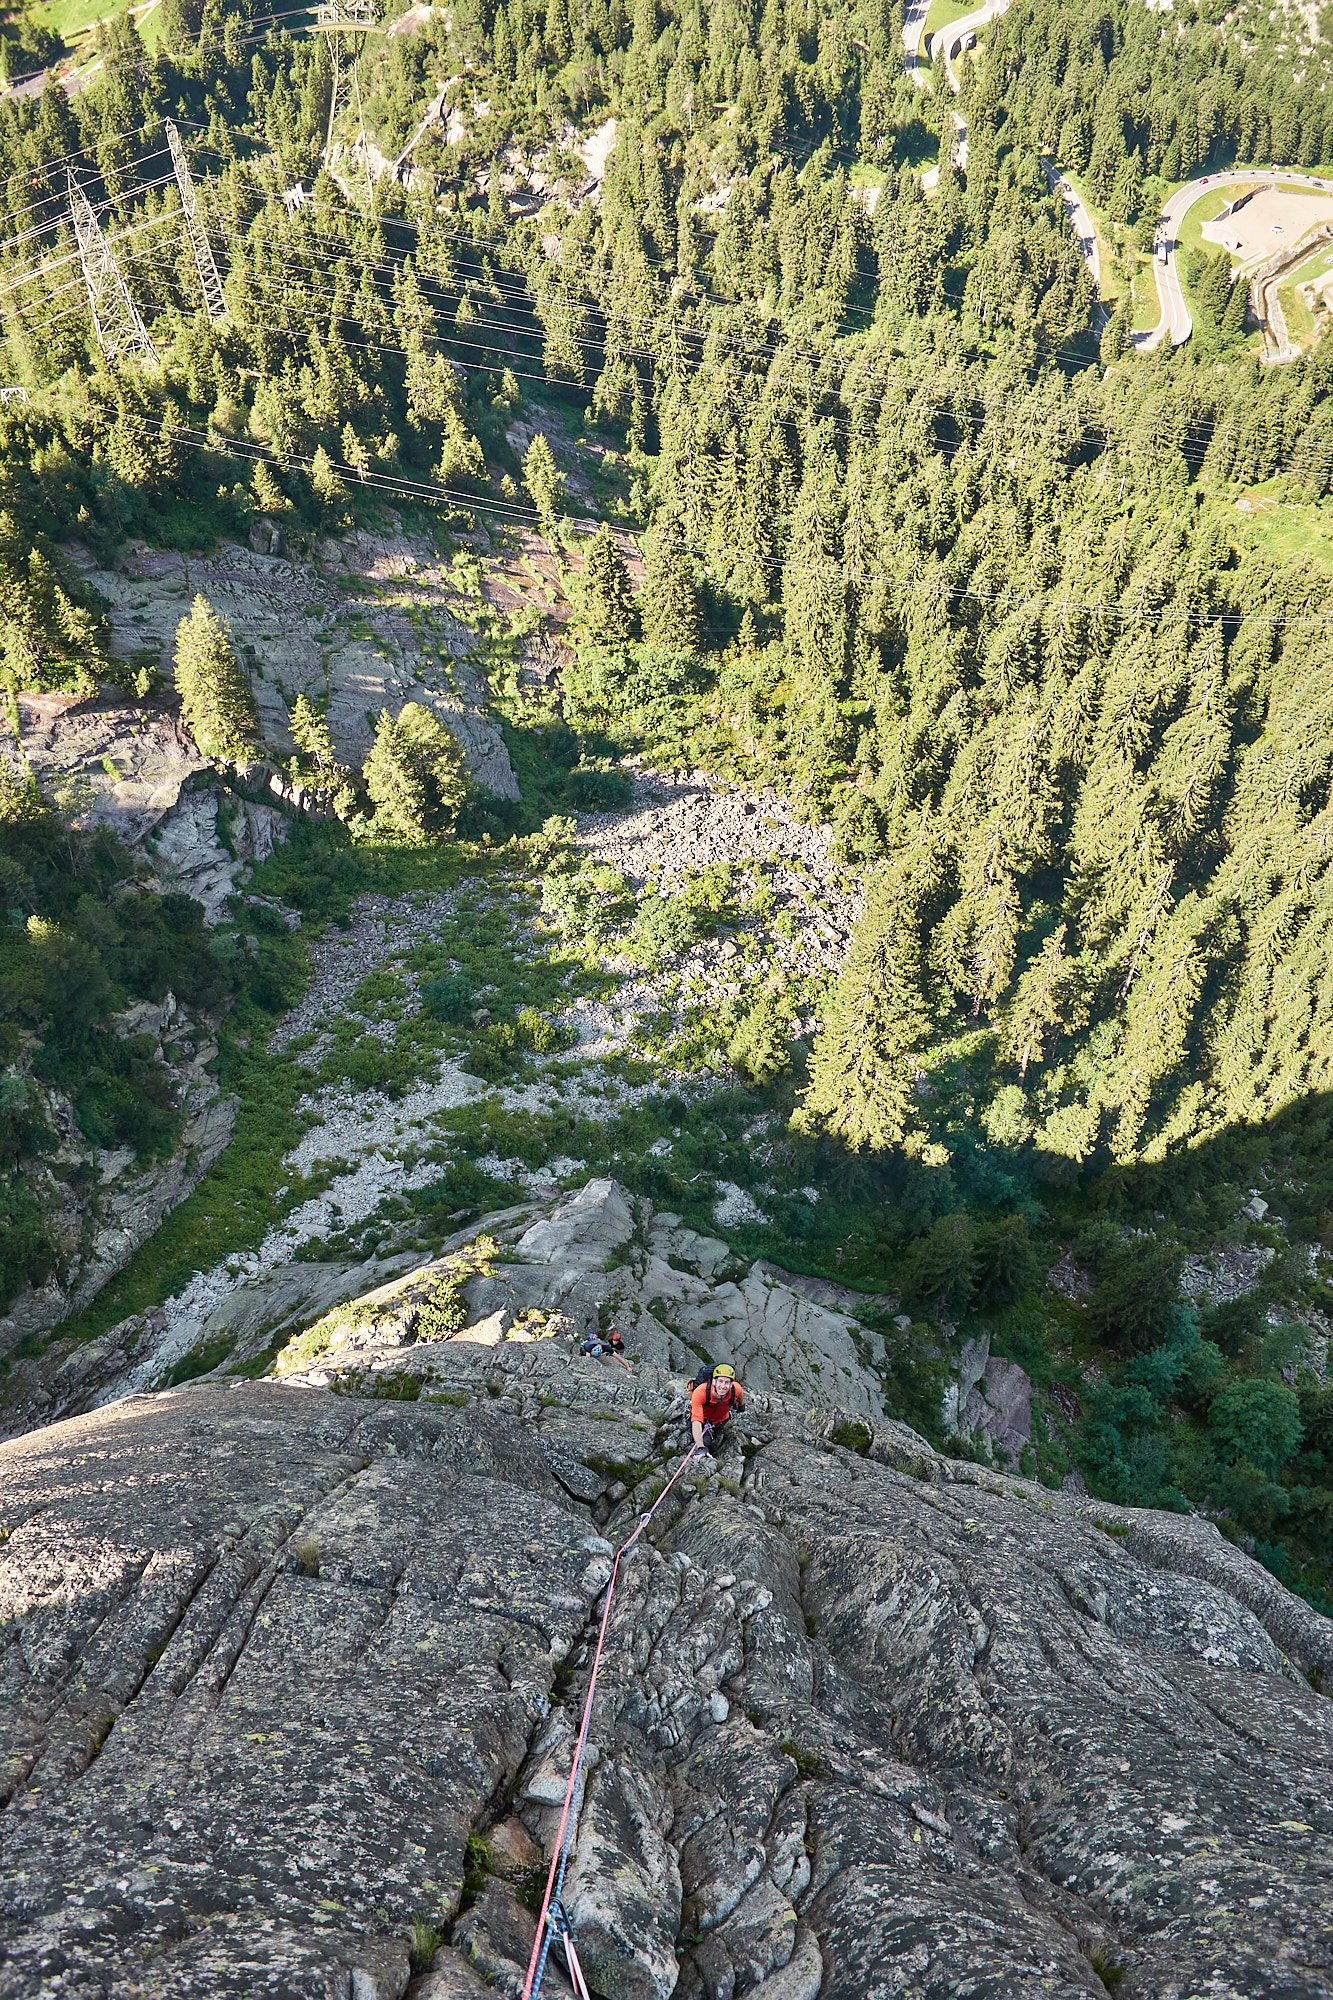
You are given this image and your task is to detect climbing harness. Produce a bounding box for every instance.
[520,1437,710,2000]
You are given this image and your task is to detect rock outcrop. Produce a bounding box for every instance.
[0,1274,1330,1998]
[0,992,238,1360]
[272,1178,891,1421]
[1,690,208,845]
[0,1181,893,1442]
[147,786,290,924]
[62,530,518,799]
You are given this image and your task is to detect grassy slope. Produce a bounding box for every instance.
[923,0,978,45]
[31,0,165,51]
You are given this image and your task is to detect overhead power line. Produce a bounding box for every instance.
[76,400,1333,634]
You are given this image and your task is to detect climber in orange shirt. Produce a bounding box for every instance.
[690,1362,745,1451]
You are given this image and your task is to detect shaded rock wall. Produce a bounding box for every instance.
[0,991,238,1361]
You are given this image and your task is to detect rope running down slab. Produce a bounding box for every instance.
[520,1436,711,2000]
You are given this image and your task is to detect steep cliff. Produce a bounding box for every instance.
[0,1281,1329,1999]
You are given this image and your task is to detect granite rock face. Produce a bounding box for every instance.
[0,1324,1330,1999]
[1,691,208,844]
[276,1179,890,1421]
[62,530,518,800]
[146,786,290,923]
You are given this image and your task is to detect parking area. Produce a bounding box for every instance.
[1201,180,1333,263]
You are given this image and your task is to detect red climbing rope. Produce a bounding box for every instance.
[520,1437,709,2000]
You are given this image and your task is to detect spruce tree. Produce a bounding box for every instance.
[174,595,258,760]
[642,527,702,651]
[362,703,469,846]
[523,433,566,530]
[287,694,355,815]
[797,859,934,1152]
[251,461,288,515]
[579,525,636,642]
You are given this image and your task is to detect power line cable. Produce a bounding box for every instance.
[53,396,1333,632]
[12,208,1317,499]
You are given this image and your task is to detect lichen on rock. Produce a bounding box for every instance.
[0,1288,1331,1997]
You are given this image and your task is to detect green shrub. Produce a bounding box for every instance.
[338,1042,399,1094]
[416,1280,468,1340]
[566,765,632,812]
[465,1023,521,1081]
[562,644,701,722]
[516,1005,572,1054]
[629,893,708,965]
[679,865,738,920]
[422,972,475,1022]
[540,864,631,942]
[728,997,793,1086]
[1208,1377,1304,1475]
[164,1335,234,1386]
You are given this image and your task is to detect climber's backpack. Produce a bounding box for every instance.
[691,1364,737,1418]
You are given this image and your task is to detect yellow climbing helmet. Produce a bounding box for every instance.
[713,1363,736,1381]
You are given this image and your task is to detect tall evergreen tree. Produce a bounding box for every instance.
[578,525,637,642]
[798,854,935,1152]
[523,433,567,530]
[362,703,469,846]
[641,526,702,650]
[173,596,257,760]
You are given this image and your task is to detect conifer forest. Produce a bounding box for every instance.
[7,0,1333,1617]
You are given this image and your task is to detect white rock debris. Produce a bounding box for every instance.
[713,1181,771,1228]
[566,767,864,1048]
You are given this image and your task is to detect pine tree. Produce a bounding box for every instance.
[287,693,354,814]
[578,524,637,641]
[251,461,289,514]
[1106,150,1144,226]
[310,446,350,527]
[438,409,486,486]
[1001,924,1082,1077]
[728,995,793,1085]
[362,703,469,845]
[174,595,258,760]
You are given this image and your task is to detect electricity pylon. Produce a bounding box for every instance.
[315,0,379,201]
[166,121,226,322]
[67,170,153,365]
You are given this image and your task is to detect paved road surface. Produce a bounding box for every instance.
[902,0,931,84]
[933,0,1012,90]
[1,66,49,101]
[1138,168,1333,349]
[1043,161,1100,291]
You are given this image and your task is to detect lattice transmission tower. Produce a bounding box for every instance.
[166,121,226,322]
[315,0,379,201]
[67,170,153,365]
